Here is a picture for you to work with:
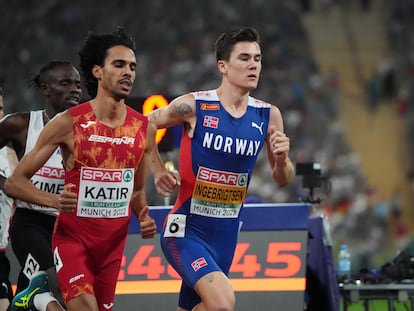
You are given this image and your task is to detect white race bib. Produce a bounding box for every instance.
[77,167,134,218]
[164,214,186,238]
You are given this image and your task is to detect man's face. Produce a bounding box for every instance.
[221,41,262,91]
[99,45,137,100]
[44,64,82,112]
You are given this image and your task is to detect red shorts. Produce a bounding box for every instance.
[52,216,127,311]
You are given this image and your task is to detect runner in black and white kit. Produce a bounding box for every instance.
[0,61,81,311]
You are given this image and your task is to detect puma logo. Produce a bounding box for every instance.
[251,121,264,135]
[80,121,96,128]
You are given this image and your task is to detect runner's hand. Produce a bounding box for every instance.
[154,169,181,197]
[56,183,77,213]
[139,206,157,239]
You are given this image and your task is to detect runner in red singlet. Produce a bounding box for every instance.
[5,27,157,311]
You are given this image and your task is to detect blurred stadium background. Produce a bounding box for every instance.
[1,0,414,277]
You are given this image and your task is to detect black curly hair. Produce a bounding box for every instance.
[79,27,136,98]
[29,60,72,89]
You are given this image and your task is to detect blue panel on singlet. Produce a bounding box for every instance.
[129,203,310,233]
[190,90,270,177]
[169,90,271,226]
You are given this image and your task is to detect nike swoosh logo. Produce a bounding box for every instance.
[80,121,97,128]
[103,303,114,309]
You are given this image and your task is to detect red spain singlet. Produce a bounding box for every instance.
[52,102,147,309]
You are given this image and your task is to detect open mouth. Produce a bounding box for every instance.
[120,79,132,91]
[65,96,80,106]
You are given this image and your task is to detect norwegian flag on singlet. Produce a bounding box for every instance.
[203,115,219,129]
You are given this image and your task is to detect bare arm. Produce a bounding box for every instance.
[147,93,196,129]
[146,93,196,195]
[265,105,295,187]
[4,111,76,211]
[130,120,157,239]
[0,112,30,159]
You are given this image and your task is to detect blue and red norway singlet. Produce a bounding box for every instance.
[160,89,271,309]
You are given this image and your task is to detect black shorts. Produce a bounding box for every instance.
[0,251,10,281]
[10,208,56,291]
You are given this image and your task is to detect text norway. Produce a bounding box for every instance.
[202,132,261,156]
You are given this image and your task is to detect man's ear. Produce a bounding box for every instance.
[92,65,102,79]
[217,60,227,74]
[41,82,49,96]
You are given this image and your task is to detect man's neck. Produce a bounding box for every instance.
[90,97,126,128]
[216,86,249,117]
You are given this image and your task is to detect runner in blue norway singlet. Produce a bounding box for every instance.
[160,89,270,309]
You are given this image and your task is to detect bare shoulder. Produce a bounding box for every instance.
[172,92,195,103]
[148,92,196,128]
[170,93,196,115]
[269,104,282,117]
[0,112,30,152]
[268,104,284,132]
[0,111,30,133]
[43,110,73,138]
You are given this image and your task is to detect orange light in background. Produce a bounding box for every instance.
[142,95,169,144]
[114,277,306,294]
